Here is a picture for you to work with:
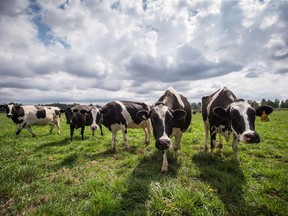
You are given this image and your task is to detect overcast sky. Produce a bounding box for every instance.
[0,0,287,105]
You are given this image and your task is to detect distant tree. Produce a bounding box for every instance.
[191,102,201,110]
[280,100,288,108]
[248,100,259,108]
[274,99,280,108]
[261,99,267,106]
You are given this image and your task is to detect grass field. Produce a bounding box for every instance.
[0,110,287,215]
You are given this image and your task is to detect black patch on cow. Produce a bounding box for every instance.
[230,109,245,135]
[54,109,60,115]
[11,106,25,124]
[36,109,46,119]
[247,107,256,130]
[101,102,126,130]
[121,101,150,125]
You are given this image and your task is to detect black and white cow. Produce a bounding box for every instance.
[202,87,273,162]
[137,87,192,173]
[5,104,62,137]
[82,101,152,152]
[61,105,103,141]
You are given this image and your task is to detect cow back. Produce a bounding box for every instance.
[159,87,191,132]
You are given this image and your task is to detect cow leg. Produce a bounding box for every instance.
[204,123,209,152]
[26,126,36,137]
[210,126,217,155]
[15,122,26,137]
[217,133,223,155]
[56,121,61,135]
[144,122,151,145]
[122,125,130,150]
[161,150,169,173]
[100,125,104,136]
[70,125,75,141]
[232,135,239,163]
[173,131,183,162]
[111,131,117,152]
[143,127,150,145]
[49,124,55,134]
[81,126,85,140]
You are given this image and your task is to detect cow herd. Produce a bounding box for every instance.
[1,87,273,172]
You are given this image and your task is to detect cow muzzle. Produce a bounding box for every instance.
[155,138,171,150]
[90,124,99,131]
[243,132,260,143]
[7,114,12,118]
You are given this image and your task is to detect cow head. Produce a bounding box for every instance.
[10,105,25,124]
[213,99,273,143]
[137,102,186,150]
[63,107,73,124]
[80,106,103,131]
[5,103,15,118]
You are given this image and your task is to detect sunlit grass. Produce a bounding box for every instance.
[0,110,287,215]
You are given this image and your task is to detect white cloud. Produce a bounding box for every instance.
[0,0,288,105]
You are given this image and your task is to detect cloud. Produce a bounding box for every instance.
[125,45,243,84]
[0,0,288,105]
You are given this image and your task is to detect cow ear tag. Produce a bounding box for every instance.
[260,111,269,122]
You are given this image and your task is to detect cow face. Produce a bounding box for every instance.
[6,104,15,118]
[213,101,273,143]
[64,107,73,124]
[10,106,25,124]
[89,106,102,131]
[138,103,186,150]
[80,106,103,131]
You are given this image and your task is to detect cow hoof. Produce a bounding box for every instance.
[145,140,150,145]
[161,168,169,173]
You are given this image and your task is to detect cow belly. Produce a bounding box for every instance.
[25,117,54,126]
[127,121,148,129]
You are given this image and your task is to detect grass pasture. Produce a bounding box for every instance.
[0,110,287,215]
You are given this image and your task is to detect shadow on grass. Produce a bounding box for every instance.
[192,152,252,215]
[119,150,181,215]
[36,137,71,150]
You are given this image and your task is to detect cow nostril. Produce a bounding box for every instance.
[244,133,260,143]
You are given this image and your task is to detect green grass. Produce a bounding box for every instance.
[0,110,287,215]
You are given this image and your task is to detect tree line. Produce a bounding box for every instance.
[190,99,288,110]
[1,99,288,112]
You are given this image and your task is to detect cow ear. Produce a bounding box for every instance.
[100,108,110,116]
[256,105,273,116]
[256,105,273,122]
[80,110,89,115]
[136,110,150,120]
[172,109,186,120]
[213,106,228,117]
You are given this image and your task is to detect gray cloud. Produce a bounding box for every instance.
[0,0,287,104]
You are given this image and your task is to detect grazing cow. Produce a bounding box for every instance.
[202,87,273,162]
[61,105,103,141]
[5,104,61,137]
[137,87,192,173]
[82,101,152,152]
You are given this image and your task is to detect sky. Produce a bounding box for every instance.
[0,0,287,105]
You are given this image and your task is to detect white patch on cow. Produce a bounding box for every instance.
[164,87,185,108]
[7,104,14,116]
[90,106,100,129]
[153,104,170,140]
[116,101,147,129]
[206,88,222,116]
[230,101,253,142]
